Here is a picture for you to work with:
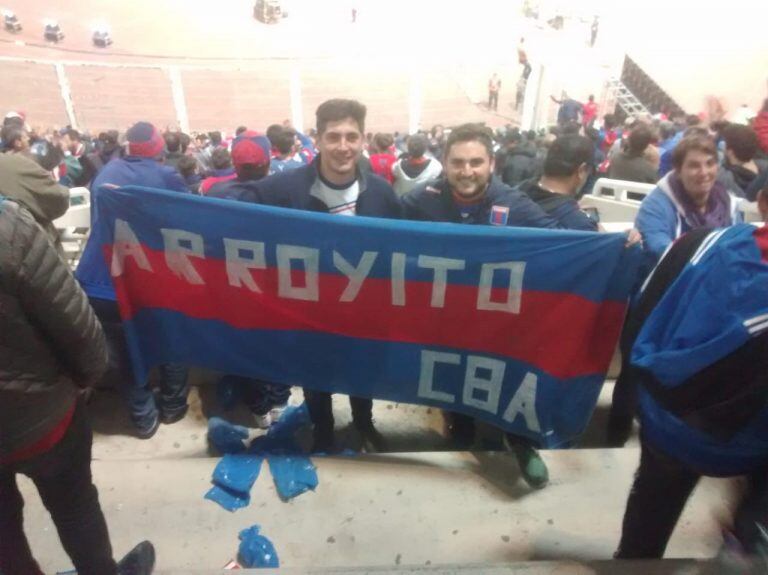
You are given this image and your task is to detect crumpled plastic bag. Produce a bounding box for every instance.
[238,525,279,568]
[205,454,264,511]
[268,455,318,501]
[208,417,249,455]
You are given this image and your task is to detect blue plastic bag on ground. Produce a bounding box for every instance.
[208,417,249,454]
[268,455,318,501]
[238,525,279,568]
[205,484,251,512]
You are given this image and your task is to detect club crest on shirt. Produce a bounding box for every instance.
[490,205,509,226]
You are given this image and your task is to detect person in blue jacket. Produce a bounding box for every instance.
[76,121,191,439]
[254,99,401,453]
[616,185,768,559]
[401,123,558,488]
[635,133,741,264]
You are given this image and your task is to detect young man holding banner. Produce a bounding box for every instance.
[401,124,559,488]
[255,99,401,453]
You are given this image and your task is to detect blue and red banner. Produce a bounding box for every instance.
[96,186,641,447]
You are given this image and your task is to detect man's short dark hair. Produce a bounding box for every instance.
[373,133,393,152]
[659,121,676,141]
[274,127,295,155]
[627,125,653,156]
[444,124,494,159]
[208,131,222,146]
[504,128,522,146]
[164,131,181,153]
[723,124,759,163]
[543,135,593,177]
[177,155,197,179]
[1,124,24,151]
[179,132,190,154]
[266,124,283,146]
[407,134,428,158]
[210,147,232,170]
[235,125,248,137]
[61,127,81,141]
[672,134,717,170]
[315,99,366,135]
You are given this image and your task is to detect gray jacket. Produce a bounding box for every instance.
[0,198,108,460]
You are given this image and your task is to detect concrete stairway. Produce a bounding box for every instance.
[18,378,739,573]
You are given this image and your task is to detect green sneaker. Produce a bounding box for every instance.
[513,444,549,489]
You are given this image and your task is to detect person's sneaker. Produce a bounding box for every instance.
[311,427,336,454]
[252,411,272,430]
[354,419,388,453]
[117,540,155,575]
[512,443,549,489]
[134,413,160,440]
[269,403,289,423]
[160,404,189,425]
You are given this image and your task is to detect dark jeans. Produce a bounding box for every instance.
[90,297,190,428]
[305,391,372,435]
[446,412,537,450]
[0,401,118,575]
[616,440,699,559]
[219,375,291,416]
[618,440,768,559]
[488,91,499,111]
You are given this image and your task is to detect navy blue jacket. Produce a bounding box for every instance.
[517,179,598,231]
[255,157,401,219]
[401,176,558,228]
[207,178,261,203]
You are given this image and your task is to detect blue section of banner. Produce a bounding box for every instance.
[124,309,604,448]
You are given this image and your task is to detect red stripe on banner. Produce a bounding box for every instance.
[110,246,626,379]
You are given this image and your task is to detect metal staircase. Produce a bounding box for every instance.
[606,78,650,119]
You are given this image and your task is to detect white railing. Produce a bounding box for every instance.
[580,178,655,230]
[55,187,91,268]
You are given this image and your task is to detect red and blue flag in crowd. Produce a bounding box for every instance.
[96,186,642,447]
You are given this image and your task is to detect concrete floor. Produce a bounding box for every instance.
[17,374,741,573]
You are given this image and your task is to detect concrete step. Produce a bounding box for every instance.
[21,450,734,573]
[88,373,636,462]
[148,560,719,574]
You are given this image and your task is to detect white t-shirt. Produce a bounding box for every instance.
[310,176,359,216]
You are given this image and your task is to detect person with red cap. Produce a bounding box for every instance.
[208,130,271,202]
[207,131,291,427]
[76,121,191,439]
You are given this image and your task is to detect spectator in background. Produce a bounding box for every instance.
[518,134,598,231]
[368,133,397,184]
[391,133,443,197]
[754,99,768,157]
[177,155,201,194]
[269,127,304,175]
[79,130,123,187]
[656,121,679,178]
[0,123,29,154]
[551,92,582,128]
[163,131,185,171]
[609,124,658,184]
[500,129,537,187]
[199,148,236,195]
[209,131,271,202]
[635,134,740,263]
[59,127,86,186]
[428,124,445,159]
[488,73,501,111]
[717,123,768,199]
[76,121,191,439]
[583,95,598,129]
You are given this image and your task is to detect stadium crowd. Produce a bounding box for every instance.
[1,96,767,574]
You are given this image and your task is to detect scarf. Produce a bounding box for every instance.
[669,172,732,229]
